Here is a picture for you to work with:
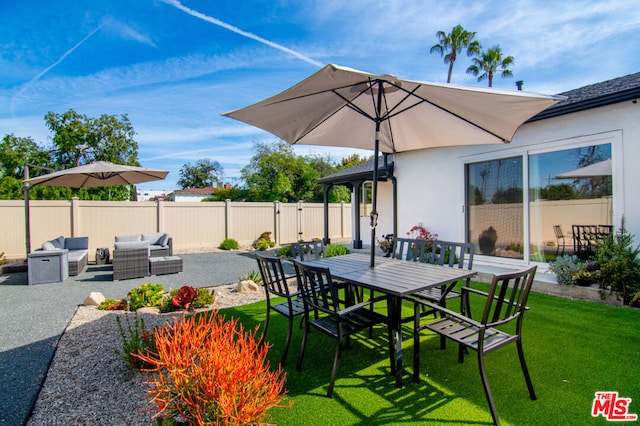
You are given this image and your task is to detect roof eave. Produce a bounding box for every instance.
[528,87,640,122]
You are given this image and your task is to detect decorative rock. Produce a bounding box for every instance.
[137,307,160,314]
[235,280,259,293]
[83,292,105,306]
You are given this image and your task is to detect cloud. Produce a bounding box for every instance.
[101,17,157,48]
[159,0,323,67]
[10,24,104,113]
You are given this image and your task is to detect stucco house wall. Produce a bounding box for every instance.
[389,99,638,265]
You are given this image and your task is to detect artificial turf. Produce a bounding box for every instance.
[220,283,640,425]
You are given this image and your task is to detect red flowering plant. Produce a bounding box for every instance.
[172,285,199,310]
[407,225,438,249]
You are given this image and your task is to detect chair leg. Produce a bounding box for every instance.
[259,307,271,348]
[296,320,310,372]
[477,351,500,426]
[517,338,537,400]
[327,337,343,398]
[280,315,294,366]
[413,303,421,383]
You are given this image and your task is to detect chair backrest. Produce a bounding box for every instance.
[256,252,293,300]
[429,240,474,270]
[553,225,564,239]
[291,240,325,261]
[293,259,339,317]
[392,238,426,261]
[480,266,537,328]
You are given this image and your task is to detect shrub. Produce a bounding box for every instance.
[159,287,216,313]
[127,283,165,311]
[98,298,126,311]
[115,312,157,370]
[549,254,582,285]
[134,312,290,425]
[239,270,263,285]
[219,238,239,250]
[253,231,276,251]
[595,220,640,305]
[277,244,292,257]
[325,243,350,257]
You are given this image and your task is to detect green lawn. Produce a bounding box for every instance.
[221,284,640,425]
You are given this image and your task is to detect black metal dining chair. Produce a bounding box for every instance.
[291,240,325,261]
[413,265,538,426]
[255,252,305,366]
[293,259,388,398]
[391,237,427,261]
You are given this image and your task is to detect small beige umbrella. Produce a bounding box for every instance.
[556,158,612,179]
[22,161,168,256]
[224,64,565,266]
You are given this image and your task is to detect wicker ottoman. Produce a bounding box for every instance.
[149,256,183,275]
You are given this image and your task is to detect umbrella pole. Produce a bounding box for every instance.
[370,80,384,268]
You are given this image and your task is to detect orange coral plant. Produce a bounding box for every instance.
[135,311,289,425]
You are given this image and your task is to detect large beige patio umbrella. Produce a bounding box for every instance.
[223,64,565,266]
[22,161,168,256]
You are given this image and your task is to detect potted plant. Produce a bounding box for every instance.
[478,226,498,255]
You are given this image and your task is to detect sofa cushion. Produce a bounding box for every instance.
[42,241,56,251]
[115,234,142,243]
[115,241,150,251]
[142,232,168,246]
[65,237,89,250]
[67,250,87,263]
[51,236,65,249]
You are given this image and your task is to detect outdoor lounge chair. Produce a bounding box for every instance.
[293,259,387,398]
[413,266,538,426]
[112,241,150,280]
[255,253,305,366]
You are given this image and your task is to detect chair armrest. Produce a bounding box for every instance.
[460,286,531,311]
[29,249,69,258]
[413,298,484,328]
[338,294,387,316]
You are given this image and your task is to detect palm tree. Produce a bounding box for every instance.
[466,45,515,87]
[430,25,481,83]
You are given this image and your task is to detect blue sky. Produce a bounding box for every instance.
[2,0,639,190]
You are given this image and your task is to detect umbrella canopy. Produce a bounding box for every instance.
[223,64,565,266]
[556,158,612,179]
[24,161,169,187]
[22,161,168,256]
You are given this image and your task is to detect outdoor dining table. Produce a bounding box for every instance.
[305,253,477,387]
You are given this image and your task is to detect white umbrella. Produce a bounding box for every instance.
[224,64,565,266]
[22,161,168,256]
[556,158,611,179]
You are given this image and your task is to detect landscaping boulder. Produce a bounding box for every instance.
[83,292,105,306]
[235,280,259,293]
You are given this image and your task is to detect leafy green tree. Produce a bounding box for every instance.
[430,24,481,83]
[466,45,515,87]
[42,109,141,200]
[177,159,223,189]
[0,134,54,199]
[338,153,370,170]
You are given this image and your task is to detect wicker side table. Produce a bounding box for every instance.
[149,256,183,275]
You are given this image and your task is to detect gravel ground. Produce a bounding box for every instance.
[27,283,269,426]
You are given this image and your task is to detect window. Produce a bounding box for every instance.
[466,156,524,259]
[360,182,373,217]
[466,142,613,262]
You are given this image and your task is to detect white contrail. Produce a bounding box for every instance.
[11,24,104,112]
[160,0,322,67]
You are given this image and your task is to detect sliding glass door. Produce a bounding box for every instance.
[466,143,612,262]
